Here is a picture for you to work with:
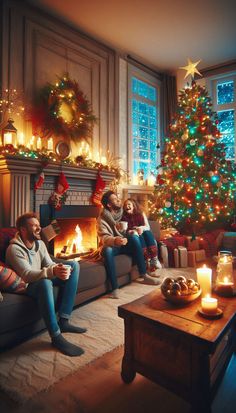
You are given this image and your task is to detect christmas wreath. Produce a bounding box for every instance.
[30,74,97,142]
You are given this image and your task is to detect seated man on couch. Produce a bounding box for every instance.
[6,212,86,357]
[97,191,159,299]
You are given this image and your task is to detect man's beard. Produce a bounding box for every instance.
[112,205,122,212]
[28,231,41,242]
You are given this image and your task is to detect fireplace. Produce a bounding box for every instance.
[0,156,116,230]
[40,205,100,257]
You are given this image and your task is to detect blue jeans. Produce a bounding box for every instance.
[26,260,79,338]
[101,234,146,291]
[138,230,158,259]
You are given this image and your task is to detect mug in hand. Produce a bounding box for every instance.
[118,221,128,231]
[63,264,71,279]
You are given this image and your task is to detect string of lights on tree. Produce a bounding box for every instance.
[149,59,236,234]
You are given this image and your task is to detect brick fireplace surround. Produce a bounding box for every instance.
[0,155,116,228]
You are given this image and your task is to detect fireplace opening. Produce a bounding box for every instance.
[40,205,100,257]
[54,217,97,258]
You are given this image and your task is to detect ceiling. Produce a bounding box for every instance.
[27,0,236,73]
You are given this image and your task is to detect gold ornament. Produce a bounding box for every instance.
[182,131,189,141]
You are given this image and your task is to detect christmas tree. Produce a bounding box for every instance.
[149,60,236,234]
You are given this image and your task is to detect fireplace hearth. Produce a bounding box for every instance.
[40,205,100,256]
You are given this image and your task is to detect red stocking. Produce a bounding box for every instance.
[56,172,69,194]
[34,172,45,190]
[91,171,106,206]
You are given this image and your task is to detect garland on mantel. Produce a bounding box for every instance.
[29,74,97,143]
[0,144,126,183]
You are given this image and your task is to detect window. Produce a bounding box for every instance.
[211,75,236,161]
[128,66,160,183]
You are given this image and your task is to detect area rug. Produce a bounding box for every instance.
[0,268,195,404]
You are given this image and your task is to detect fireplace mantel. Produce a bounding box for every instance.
[0,155,116,181]
[0,155,116,227]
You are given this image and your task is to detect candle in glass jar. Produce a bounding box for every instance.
[217,276,234,297]
[218,254,233,278]
[201,295,218,315]
[196,265,212,297]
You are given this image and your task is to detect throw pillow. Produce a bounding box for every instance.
[0,262,26,293]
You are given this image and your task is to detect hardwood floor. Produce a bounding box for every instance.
[1,346,236,413]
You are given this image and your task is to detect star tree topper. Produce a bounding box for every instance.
[180,58,202,79]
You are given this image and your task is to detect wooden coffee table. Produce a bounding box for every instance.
[118,289,236,413]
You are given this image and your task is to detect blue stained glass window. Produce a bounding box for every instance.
[132,111,138,124]
[138,150,149,160]
[132,78,138,94]
[139,102,147,114]
[150,141,157,151]
[132,125,138,137]
[218,109,235,160]
[139,127,148,139]
[149,106,156,116]
[132,99,138,111]
[148,86,156,102]
[131,76,159,179]
[139,81,148,98]
[217,81,234,105]
[218,110,234,134]
[150,117,157,128]
[225,146,235,159]
[150,152,157,162]
[139,114,148,126]
[139,139,148,149]
[149,129,157,140]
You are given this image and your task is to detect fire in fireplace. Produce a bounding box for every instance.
[40,205,100,257]
[54,217,97,258]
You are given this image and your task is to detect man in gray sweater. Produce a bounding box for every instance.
[6,212,86,357]
[97,191,159,298]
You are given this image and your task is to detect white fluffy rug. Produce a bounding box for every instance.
[0,268,195,404]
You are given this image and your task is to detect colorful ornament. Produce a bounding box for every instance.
[165,201,171,208]
[181,131,189,141]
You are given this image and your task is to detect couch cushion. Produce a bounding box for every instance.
[78,255,132,292]
[0,293,41,334]
[0,263,26,293]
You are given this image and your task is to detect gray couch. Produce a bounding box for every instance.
[0,227,133,351]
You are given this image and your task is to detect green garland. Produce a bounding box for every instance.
[30,74,97,142]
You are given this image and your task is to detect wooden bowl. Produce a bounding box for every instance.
[161,287,202,305]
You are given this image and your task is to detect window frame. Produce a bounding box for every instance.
[207,72,236,162]
[128,64,161,182]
